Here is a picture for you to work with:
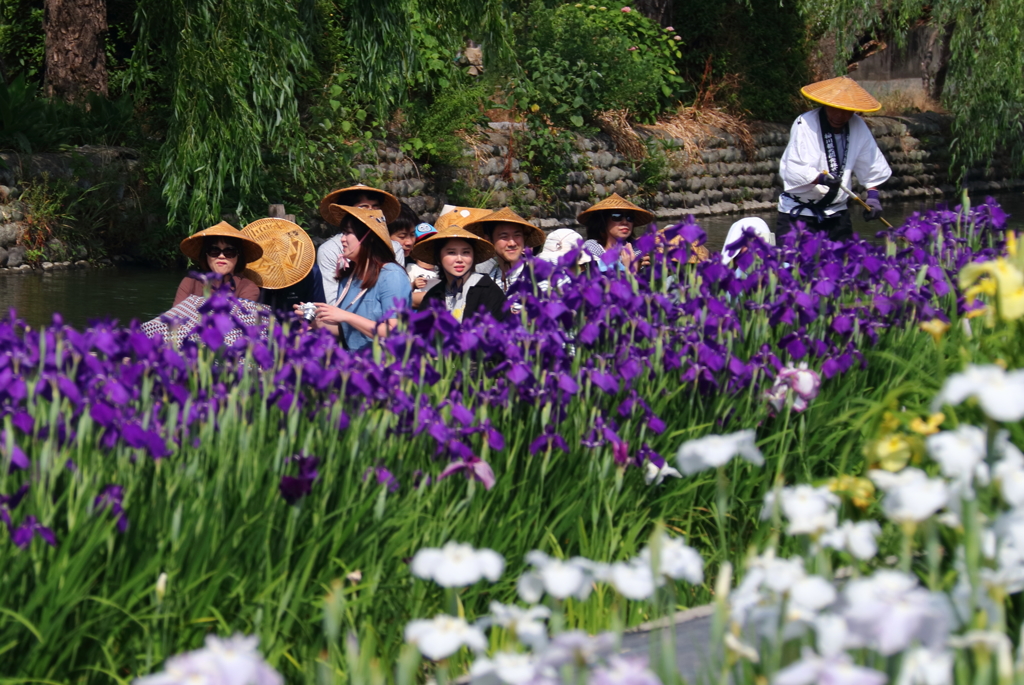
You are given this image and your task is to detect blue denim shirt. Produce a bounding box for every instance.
[337,262,411,350]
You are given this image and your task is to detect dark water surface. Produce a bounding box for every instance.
[2,192,1022,331]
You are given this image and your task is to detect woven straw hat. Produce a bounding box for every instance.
[408,226,495,266]
[319,184,401,224]
[464,207,545,248]
[801,76,881,113]
[240,218,316,289]
[435,206,493,232]
[576,193,655,227]
[688,243,711,264]
[325,205,392,249]
[179,221,263,264]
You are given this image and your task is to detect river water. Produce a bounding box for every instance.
[1,192,1021,330]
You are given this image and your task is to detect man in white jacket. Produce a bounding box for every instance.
[776,76,892,241]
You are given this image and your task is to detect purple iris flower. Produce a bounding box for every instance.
[94,485,129,532]
[0,483,29,528]
[11,516,57,549]
[363,466,400,493]
[529,426,569,455]
[1,432,29,472]
[280,456,320,504]
[438,456,496,490]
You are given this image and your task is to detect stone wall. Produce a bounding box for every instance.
[0,146,143,269]
[342,112,1022,234]
[1,114,1022,266]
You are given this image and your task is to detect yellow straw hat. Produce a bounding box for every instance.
[464,207,546,249]
[576,193,655,227]
[800,76,881,113]
[325,205,392,249]
[319,184,401,224]
[435,206,493,232]
[240,218,316,289]
[408,226,495,266]
[179,221,263,264]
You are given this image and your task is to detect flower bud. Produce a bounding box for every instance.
[156,572,168,603]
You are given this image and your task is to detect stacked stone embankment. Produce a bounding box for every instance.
[316,112,1022,233]
[1,113,1021,269]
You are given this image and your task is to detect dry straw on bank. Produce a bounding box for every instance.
[594,105,756,165]
[649,105,756,163]
[595,109,648,161]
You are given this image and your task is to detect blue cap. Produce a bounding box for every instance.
[414,222,437,241]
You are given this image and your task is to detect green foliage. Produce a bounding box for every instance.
[18,172,154,261]
[633,140,671,194]
[0,74,137,153]
[516,1,685,127]
[343,0,514,121]
[797,0,1024,176]
[272,73,385,212]
[129,0,314,233]
[0,0,44,78]
[403,84,489,166]
[514,116,586,195]
[672,0,809,120]
[512,47,603,129]
[0,301,961,681]
[936,0,1024,180]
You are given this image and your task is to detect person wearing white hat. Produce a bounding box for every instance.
[537,228,592,293]
[722,218,774,265]
[538,228,592,266]
[777,76,892,241]
[721,217,777,278]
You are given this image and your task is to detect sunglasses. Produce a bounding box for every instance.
[609,212,634,222]
[205,246,239,259]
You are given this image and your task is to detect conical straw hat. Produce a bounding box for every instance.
[240,218,316,289]
[576,193,655,227]
[319,184,401,223]
[800,76,881,113]
[435,206,493,232]
[408,226,495,266]
[179,221,264,264]
[464,207,546,248]
[325,205,392,249]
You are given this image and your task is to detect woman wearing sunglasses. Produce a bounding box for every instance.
[174,222,263,306]
[577,194,655,271]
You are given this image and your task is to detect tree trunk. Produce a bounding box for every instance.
[926,22,954,102]
[631,0,673,27]
[43,0,108,101]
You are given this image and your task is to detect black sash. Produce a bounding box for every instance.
[784,108,850,222]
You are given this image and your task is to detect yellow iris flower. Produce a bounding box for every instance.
[828,474,875,509]
[864,434,914,472]
[919,319,950,343]
[959,232,1024,322]
[909,412,945,435]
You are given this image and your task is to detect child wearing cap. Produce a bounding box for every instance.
[407,222,441,308]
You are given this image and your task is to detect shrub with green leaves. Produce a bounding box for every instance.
[515,1,686,127]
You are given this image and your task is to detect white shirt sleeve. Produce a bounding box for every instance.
[779,111,828,199]
[317,236,343,304]
[850,116,892,190]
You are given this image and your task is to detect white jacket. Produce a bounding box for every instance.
[777,109,892,217]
